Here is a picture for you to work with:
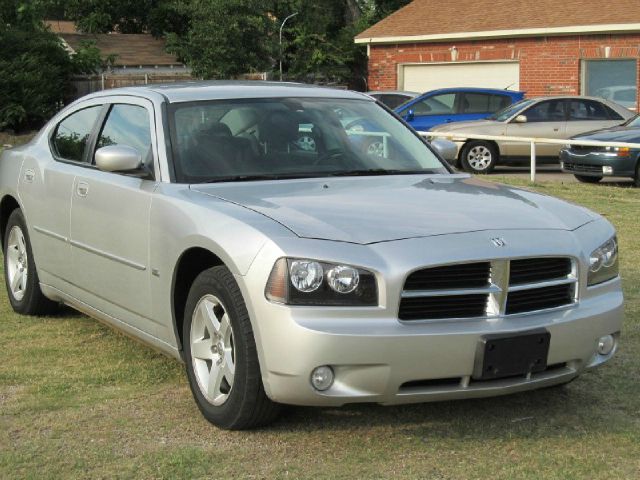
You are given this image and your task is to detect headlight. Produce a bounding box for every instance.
[605,146,631,156]
[588,236,619,286]
[265,258,378,306]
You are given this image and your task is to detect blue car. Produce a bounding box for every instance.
[394,87,525,132]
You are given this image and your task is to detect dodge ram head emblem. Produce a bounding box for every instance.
[491,237,507,247]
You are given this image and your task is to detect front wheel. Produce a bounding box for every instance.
[460,141,499,173]
[183,266,281,430]
[3,209,58,315]
[574,174,602,184]
[634,162,640,188]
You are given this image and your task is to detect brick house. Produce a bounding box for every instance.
[356,0,640,110]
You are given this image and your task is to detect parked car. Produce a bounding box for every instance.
[0,82,622,430]
[560,115,640,186]
[366,90,420,109]
[430,96,635,173]
[395,87,525,132]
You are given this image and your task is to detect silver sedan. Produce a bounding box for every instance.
[0,82,623,429]
[431,96,634,173]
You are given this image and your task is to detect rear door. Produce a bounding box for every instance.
[459,93,514,123]
[18,101,105,284]
[565,99,626,138]
[69,97,159,334]
[504,99,567,157]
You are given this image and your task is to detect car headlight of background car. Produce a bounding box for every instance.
[604,146,631,156]
[588,236,619,286]
[265,258,378,306]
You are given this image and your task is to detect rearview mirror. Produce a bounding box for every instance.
[95,145,142,172]
[514,114,528,124]
[406,109,415,121]
[430,138,458,162]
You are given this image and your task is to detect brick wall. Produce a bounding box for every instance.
[367,33,640,105]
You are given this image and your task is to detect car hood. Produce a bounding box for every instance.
[572,125,640,143]
[429,119,503,133]
[191,175,597,245]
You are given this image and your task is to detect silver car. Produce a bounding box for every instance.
[0,82,623,430]
[430,96,634,173]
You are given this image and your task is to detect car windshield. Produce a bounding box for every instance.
[488,98,537,122]
[168,97,448,183]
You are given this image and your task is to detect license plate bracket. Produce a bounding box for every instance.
[473,329,550,381]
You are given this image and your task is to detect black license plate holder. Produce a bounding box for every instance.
[473,329,550,381]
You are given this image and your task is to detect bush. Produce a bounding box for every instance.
[0,27,72,132]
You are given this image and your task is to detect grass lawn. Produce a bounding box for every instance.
[1,178,639,479]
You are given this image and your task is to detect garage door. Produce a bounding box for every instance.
[400,62,519,92]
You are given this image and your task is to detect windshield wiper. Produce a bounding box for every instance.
[326,168,439,177]
[193,169,440,183]
[194,173,320,183]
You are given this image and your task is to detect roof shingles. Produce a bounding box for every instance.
[356,0,640,40]
[60,33,181,67]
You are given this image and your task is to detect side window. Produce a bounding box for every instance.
[381,95,408,110]
[461,93,492,114]
[523,100,566,122]
[604,105,624,121]
[568,100,609,121]
[413,93,456,116]
[96,104,152,162]
[489,94,512,112]
[52,106,102,162]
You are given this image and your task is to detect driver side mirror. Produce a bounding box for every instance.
[514,114,528,124]
[95,145,142,173]
[406,109,415,121]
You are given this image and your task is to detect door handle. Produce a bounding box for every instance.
[24,169,35,183]
[553,128,559,132]
[76,181,89,197]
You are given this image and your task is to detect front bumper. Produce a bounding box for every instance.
[240,226,623,407]
[560,149,638,177]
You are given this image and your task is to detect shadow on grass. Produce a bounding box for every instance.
[260,375,630,439]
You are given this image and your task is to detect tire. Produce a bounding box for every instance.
[634,162,640,188]
[3,209,58,315]
[574,174,602,184]
[183,265,281,430]
[460,141,499,173]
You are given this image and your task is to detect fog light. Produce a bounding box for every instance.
[310,366,334,391]
[597,335,615,355]
[602,166,614,175]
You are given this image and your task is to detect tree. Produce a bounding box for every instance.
[166,0,274,79]
[0,0,102,131]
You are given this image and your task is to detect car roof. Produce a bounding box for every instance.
[419,87,525,96]
[366,90,420,96]
[81,81,373,104]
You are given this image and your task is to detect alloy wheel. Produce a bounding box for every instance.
[190,294,236,406]
[467,145,493,171]
[6,225,28,301]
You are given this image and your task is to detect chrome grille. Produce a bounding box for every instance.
[399,257,577,321]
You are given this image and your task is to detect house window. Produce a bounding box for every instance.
[582,59,637,111]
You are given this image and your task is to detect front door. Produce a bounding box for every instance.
[69,98,158,334]
[504,99,567,157]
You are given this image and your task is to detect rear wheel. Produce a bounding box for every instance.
[3,209,58,315]
[183,266,281,430]
[634,162,640,188]
[574,174,602,184]
[460,141,498,173]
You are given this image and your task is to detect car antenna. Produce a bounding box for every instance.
[504,83,516,91]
